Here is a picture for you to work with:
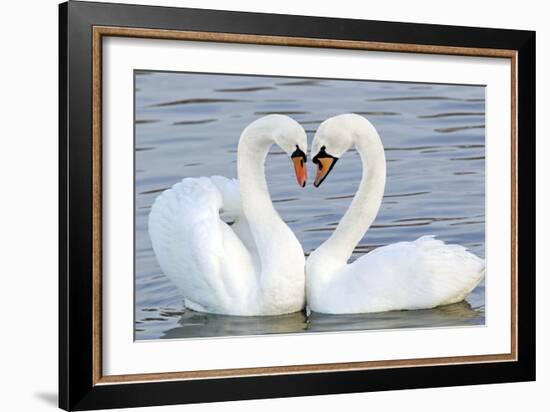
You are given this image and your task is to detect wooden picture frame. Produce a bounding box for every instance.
[59,1,535,410]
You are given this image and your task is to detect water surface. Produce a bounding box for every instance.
[134,71,485,340]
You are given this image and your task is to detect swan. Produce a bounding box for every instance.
[306,113,485,314]
[148,115,308,316]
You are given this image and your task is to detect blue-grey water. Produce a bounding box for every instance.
[135,71,485,340]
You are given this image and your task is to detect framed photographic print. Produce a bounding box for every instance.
[59,1,535,410]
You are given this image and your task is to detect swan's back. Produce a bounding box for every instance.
[308,236,485,314]
[148,177,256,314]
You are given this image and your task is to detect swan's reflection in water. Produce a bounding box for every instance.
[307,300,482,332]
[162,310,307,339]
[161,301,483,339]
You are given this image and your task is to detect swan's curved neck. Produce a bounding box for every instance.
[317,123,386,263]
[237,120,297,295]
[237,118,306,309]
[237,122,281,229]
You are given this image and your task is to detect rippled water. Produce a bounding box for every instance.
[135,71,485,340]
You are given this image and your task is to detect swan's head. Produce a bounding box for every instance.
[311,114,364,187]
[269,115,308,187]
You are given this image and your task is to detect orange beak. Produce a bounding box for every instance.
[292,156,308,187]
[313,156,338,187]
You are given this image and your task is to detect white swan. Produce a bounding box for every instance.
[306,113,485,314]
[148,115,308,316]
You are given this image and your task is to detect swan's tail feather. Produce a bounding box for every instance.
[398,235,484,306]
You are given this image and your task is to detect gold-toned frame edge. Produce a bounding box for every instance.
[91,26,518,386]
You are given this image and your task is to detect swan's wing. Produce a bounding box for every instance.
[209,176,259,266]
[210,175,241,221]
[327,236,485,313]
[209,176,259,268]
[148,177,256,313]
